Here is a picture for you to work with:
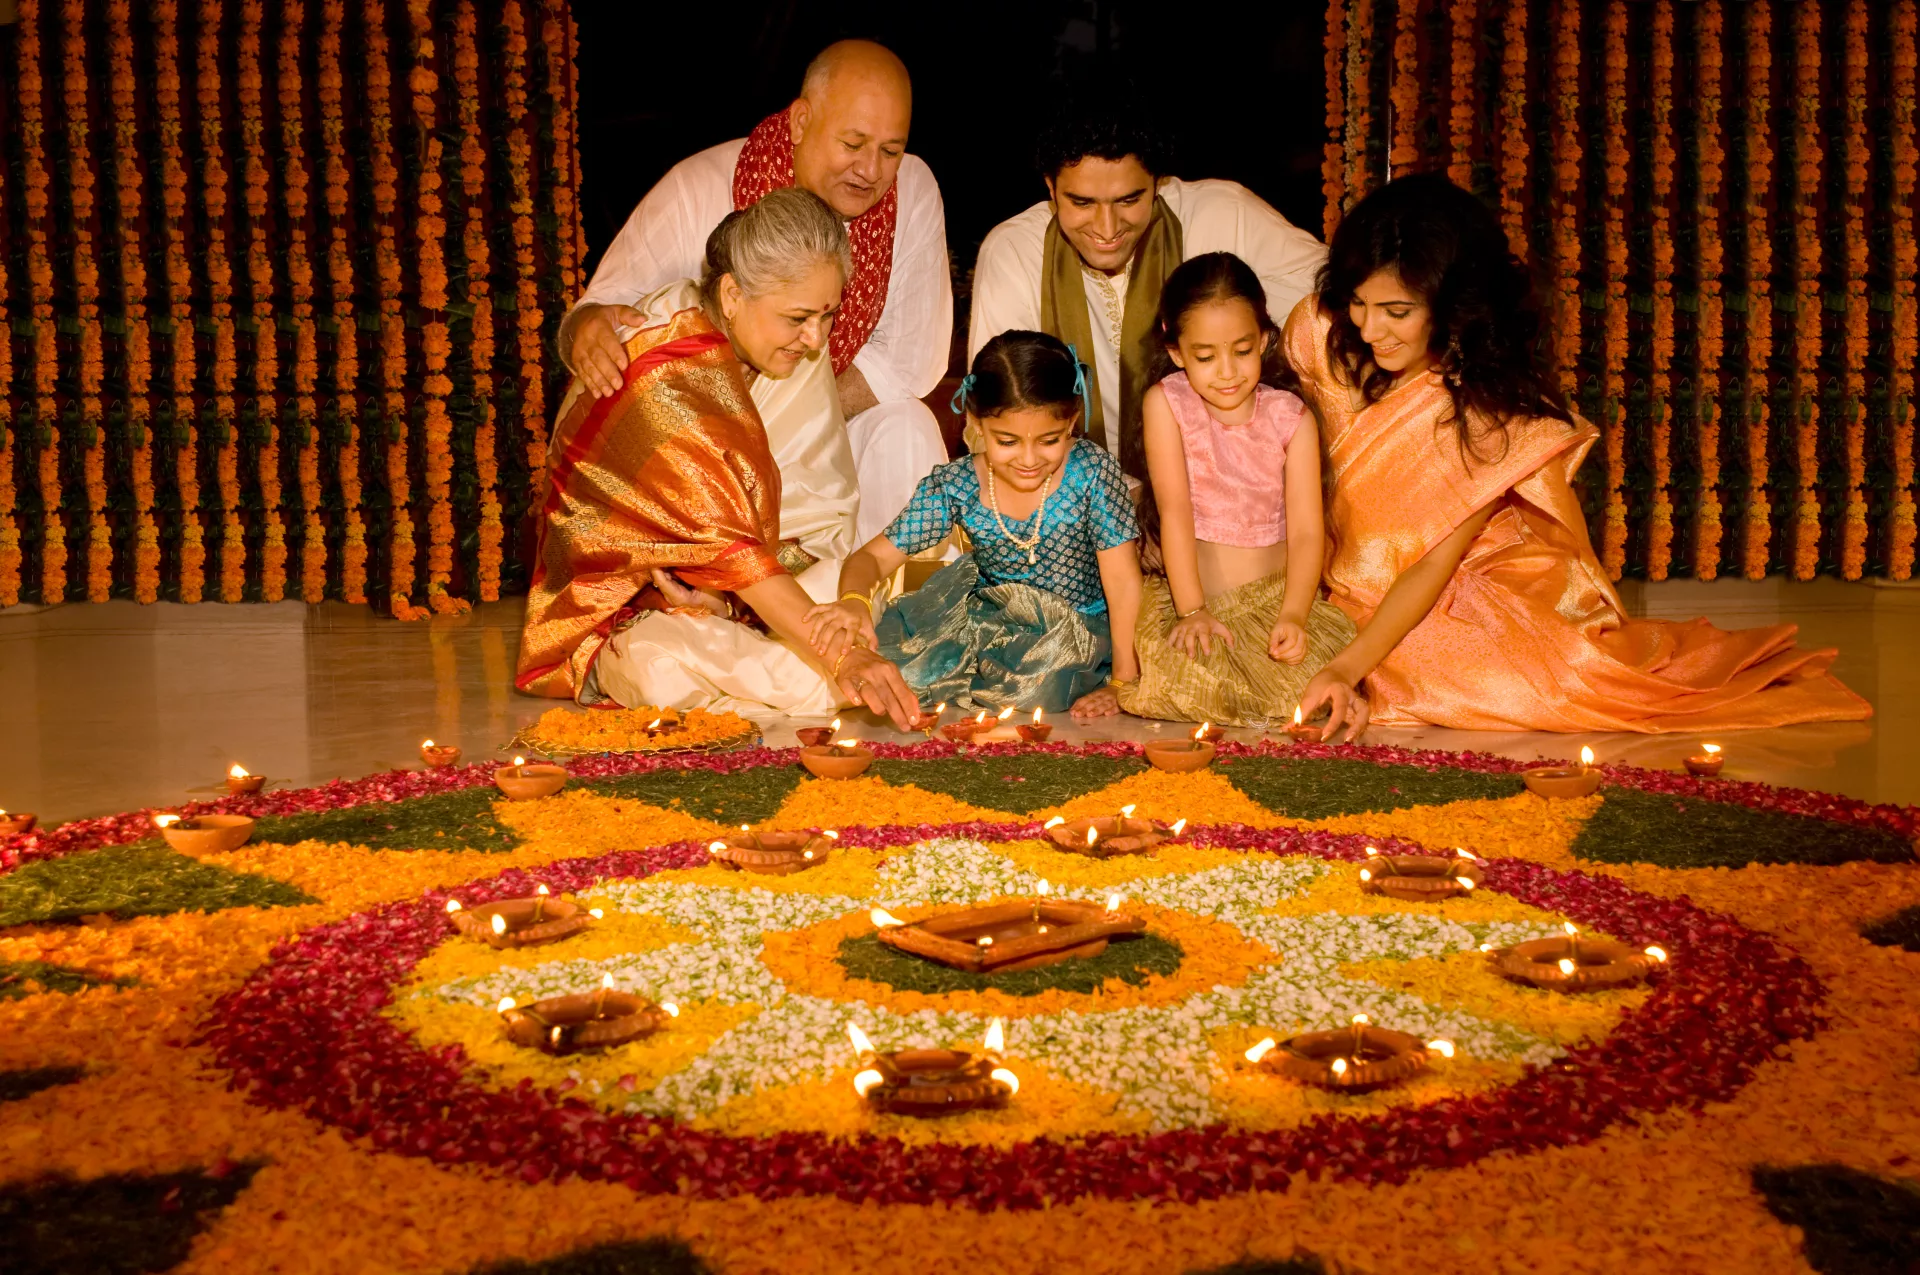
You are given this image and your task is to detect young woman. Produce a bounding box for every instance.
[1288,173,1869,739]
[809,331,1144,716]
[1121,252,1355,726]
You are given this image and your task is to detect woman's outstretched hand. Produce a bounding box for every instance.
[804,598,878,663]
[1296,667,1370,743]
[1070,685,1123,720]
[650,568,729,619]
[836,646,922,732]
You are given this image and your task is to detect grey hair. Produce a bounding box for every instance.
[698,187,850,309]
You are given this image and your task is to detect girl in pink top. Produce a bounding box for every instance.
[1116,253,1356,727]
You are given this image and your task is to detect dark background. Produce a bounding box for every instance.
[571,0,1330,307]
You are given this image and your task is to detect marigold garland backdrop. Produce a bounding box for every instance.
[1326,0,1920,583]
[0,0,581,613]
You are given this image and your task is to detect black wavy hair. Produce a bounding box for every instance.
[956,330,1084,424]
[1136,252,1297,570]
[1319,172,1572,463]
[1034,83,1175,182]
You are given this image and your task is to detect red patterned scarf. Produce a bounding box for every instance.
[732,108,897,377]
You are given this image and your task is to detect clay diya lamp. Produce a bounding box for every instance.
[497,976,677,1056]
[1357,846,1485,901]
[446,886,595,948]
[707,829,836,875]
[907,702,947,737]
[224,764,267,795]
[1684,742,1725,778]
[847,1020,1019,1116]
[1522,746,1603,799]
[1487,922,1669,991]
[1043,809,1186,858]
[871,891,1146,975]
[152,811,256,854]
[1016,708,1053,743]
[1243,1015,1453,1091]
[419,739,463,769]
[1280,706,1324,743]
[494,755,568,800]
[1144,723,1216,773]
[795,717,842,749]
[941,710,994,744]
[800,738,875,780]
[0,809,38,837]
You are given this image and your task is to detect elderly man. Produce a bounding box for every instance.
[560,40,950,546]
[969,97,1326,483]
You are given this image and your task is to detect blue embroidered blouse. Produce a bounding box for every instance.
[882,439,1140,615]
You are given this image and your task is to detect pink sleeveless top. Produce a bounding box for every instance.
[1159,374,1304,547]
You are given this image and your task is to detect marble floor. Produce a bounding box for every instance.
[3,575,1916,825]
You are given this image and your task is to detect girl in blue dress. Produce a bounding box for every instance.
[808,330,1144,716]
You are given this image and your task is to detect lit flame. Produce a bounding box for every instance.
[1330,1058,1349,1078]
[823,830,840,839]
[491,914,507,936]
[984,1018,1005,1053]
[1359,868,1372,881]
[1579,745,1595,768]
[550,1026,564,1046]
[1703,743,1721,756]
[1352,1013,1369,1026]
[830,718,842,732]
[661,1002,680,1017]
[1454,847,1474,859]
[1032,708,1044,725]
[154,813,182,829]
[1035,880,1050,897]
[536,884,550,897]
[498,997,516,1013]
[1455,876,1476,891]
[1244,1037,1278,1064]
[589,908,604,919]
[869,908,904,928]
[802,850,814,860]
[933,703,947,715]
[832,738,863,750]
[1086,826,1099,846]
[708,840,726,854]
[974,710,988,725]
[1170,818,1187,836]
[512,756,526,767]
[976,936,993,947]
[1563,922,1579,938]
[997,705,1015,721]
[990,1067,1020,1095]
[1293,706,1304,725]
[1043,816,1066,829]
[1645,945,1668,963]
[1558,958,1577,976]
[1479,942,1495,953]
[229,763,251,779]
[1427,1039,1455,1058]
[853,1068,885,1097]
[1106,893,1123,912]
[600,973,615,990]
[1194,722,1213,741]
[646,718,662,732]
[444,899,461,913]
[1365,845,1380,857]
[1120,804,1136,818]
[422,739,435,749]
[847,1022,875,1056]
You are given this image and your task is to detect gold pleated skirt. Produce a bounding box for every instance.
[1117,571,1357,727]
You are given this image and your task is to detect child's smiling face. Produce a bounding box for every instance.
[1168,298,1269,415]
[977,405,1077,495]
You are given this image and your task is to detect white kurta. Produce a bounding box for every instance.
[565,140,953,544]
[967,178,1328,455]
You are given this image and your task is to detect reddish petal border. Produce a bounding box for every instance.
[201,820,1822,1208]
[9,740,1915,873]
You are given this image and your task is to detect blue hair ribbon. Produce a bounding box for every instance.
[1066,343,1091,427]
[949,373,978,416]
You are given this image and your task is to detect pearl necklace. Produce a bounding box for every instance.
[984,465,1055,566]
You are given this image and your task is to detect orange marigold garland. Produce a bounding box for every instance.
[239,0,286,601]
[1742,1,1775,580]
[1495,0,1529,261]
[1838,0,1868,580]
[1790,0,1823,580]
[154,1,205,603]
[63,0,111,602]
[1693,0,1727,580]
[277,0,324,603]
[1388,0,1419,175]
[1893,1,1919,579]
[1553,0,1582,400]
[1646,1,1676,580]
[1447,0,1477,189]
[0,78,18,607]
[1599,0,1629,579]
[108,0,158,603]
[318,0,367,604]
[1322,0,1347,237]
[504,0,547,492]
[456,0,505,601]
[200,0,244,603]
[17,0,64,605]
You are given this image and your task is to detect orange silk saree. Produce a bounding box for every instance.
[516,306,785,701]
[1284,304,1870,732]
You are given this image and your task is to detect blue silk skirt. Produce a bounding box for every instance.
[875,555,1111,712]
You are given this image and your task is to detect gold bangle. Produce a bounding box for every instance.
[839,592,874,612]
[831,638,871,680]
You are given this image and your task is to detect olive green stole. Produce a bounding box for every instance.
[1038,196,1183,480]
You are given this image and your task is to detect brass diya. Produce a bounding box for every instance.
[497,986,675,1056]
[873,898,1146,974]
[848,1021,1018,1116]
[1244,1016,1451,1091]
[798,742,874,780]
[708,830,835,875]
[153,813,256,855]
[1358,851,1485,901]
[1489,926,1668,991]
[1044,814,1180,858]
[447,891,593,948]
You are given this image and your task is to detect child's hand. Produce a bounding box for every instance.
[1169,609,1234,659]
[804,598,877,661]
[651,568,729,619]
[1070,685,1124,720]
[1268,619,1307,664]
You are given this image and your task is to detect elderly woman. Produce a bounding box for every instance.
[516,187,920,728]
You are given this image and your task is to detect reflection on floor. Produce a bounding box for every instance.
[4,575,1916,824]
